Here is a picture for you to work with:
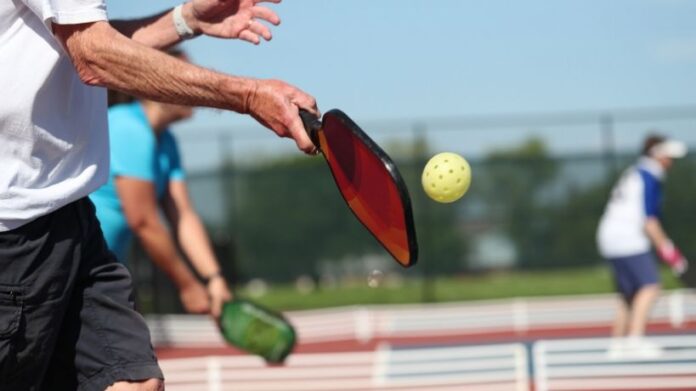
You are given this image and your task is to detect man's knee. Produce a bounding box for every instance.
[638,283,661,296]
[105,378,164,391]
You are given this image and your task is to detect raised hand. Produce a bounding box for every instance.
[189,0,281,44]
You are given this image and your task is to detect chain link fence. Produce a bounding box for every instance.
[128,106,696,313]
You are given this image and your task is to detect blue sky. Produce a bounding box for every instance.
[108,0,696,166]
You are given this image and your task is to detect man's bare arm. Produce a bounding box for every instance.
[110,0,279,49]
[116,177,211,314]
[162,180,233,318]
[646,216,687,272]
[109,11,176,49]
[162,181,222,282]
[53,21,317,152]
[644,217,670,250]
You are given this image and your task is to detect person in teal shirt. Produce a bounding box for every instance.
[91,50,232,317]
[92,101,185,260]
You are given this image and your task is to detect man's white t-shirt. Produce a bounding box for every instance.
[596,157,665,259]
[0,0,109,231]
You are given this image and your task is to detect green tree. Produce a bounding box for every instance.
[543,181,607,267]
[228,156,377,281]
[479,137,559,269]
[226,142,467,282]
[663,156,696,259]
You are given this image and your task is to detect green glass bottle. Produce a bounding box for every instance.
[218,299,297,364]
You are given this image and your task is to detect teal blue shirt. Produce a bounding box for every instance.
[91,102,185,262]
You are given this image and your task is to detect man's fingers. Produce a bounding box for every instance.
[210,296,223,318]
[247,20,272,41]
[238,30,260,45]
[289,91,320,152]
[293,95,320,118]
[252,6,281,26]
[288,114,316,153]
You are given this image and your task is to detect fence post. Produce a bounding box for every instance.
[600,114,618,177]
[533,342,548,391]
[514,344,530,391]
[513,298,529,335]
[413,122,436,302]
[668,290,685,328]
[219,132,233,168]
[372,342,390,387]
[207,356,222,391]
[355,306,374,343]
[218,132,235,222]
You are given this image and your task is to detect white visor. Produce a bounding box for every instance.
[651,139,687,159]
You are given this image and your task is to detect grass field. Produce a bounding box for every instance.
[243,266,684,311]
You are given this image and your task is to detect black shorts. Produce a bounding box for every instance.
[0,198,163,391]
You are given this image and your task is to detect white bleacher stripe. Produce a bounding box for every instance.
[534,335,696,391]
[148,290,696,346]
[547,376,696,390]
[546,363,696,377]
[153,292,696,391]
[545,349,696,364]
[160,342,529,390]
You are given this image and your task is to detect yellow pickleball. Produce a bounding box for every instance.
[421,152,471,203]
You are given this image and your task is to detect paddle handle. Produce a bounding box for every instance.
[299,109,322,148]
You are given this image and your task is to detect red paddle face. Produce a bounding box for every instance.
[317,110,417,267]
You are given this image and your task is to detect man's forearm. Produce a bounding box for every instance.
[55,17,319,152]
[645,217,670,249]
[110,13,178,50]
[110,2,200,49]
[134,218,199,289]
[57,21,254,112]
[176,210,221,279]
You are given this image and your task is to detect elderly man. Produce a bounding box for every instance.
[0,1,318,390]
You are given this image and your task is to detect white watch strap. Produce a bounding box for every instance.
[173,4,195,39]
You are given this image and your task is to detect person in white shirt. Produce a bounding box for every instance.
[597,135,688,346]
[0,1,319,390]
